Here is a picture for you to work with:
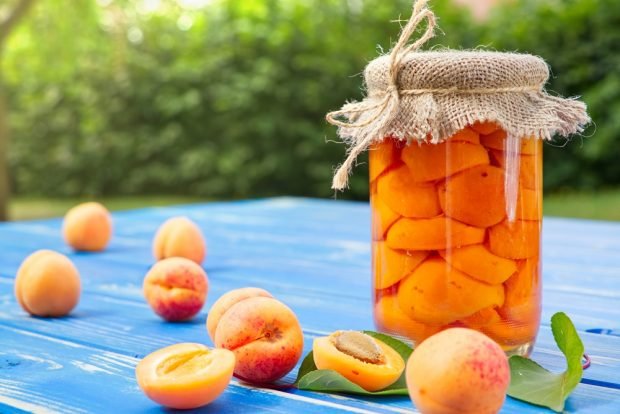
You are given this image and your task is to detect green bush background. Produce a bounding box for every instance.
[4,0,617,200]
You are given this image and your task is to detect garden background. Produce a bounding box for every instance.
[1,0,618,220]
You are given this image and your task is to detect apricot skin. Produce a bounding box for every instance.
[143,257,208,321]
[136,343,235,409]
[207,287,273,341]
[63,202,112,252]
[153,216,206,264]
[406,328,510,414]
[14,250,81,317]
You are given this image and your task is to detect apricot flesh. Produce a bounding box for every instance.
[369,138,401,183]
[374,294,442,344]
[153,216,206,264]
[488,220,541,259]
[313,331,405,392]
[63,202,112,252]
[214,296,303,383]
[14,250,81,317]
[143,257,208,321]
[373,241,428,289]
[387,217,485,251]
[136,343,235,409]
[406,328,510,414]
[377,164,441,218]
[371,193,400,240]
[439,245,517,285]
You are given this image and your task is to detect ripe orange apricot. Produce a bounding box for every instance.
[438,165,506,227]
[406,328,510,414]
[377,164,441,218]
[488,220,541,259]
[369,138,401,183]
[313,331,405,392]
[371,193,400,240]
[386,217,485,251]
[62,202,112,252]
[14,250,81,317]
[401,141,489,182]
[213,296,303,383]
[143,257,208,321]
[438,245,517,285]
[374,294,442,344]
[373,242,428,289]
[397,258,505,325]
[136,343,235,409]
[153,216,206,264]
[206,287,273,341]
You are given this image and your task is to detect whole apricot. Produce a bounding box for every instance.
[14,250,81,317]
[153,216,206,264]
[206,287,273,341]
[63,202,112,251]
[143,257,208,321]
[406,328,510,414]
[213,296,303,383]
[136,343,235,409]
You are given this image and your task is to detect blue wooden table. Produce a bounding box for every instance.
[0,198,619,413]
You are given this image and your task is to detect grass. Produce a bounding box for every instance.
[6,190,620,221]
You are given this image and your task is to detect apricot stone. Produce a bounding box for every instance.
[213,296,303,383]
[206,287,273,341]
[14,250,81,317]
[153,216,206,264]
[313,330,405,392]
[406,328,510,414]
[63,202,112,252]
[136,343,235,409]
[143,257,208,321]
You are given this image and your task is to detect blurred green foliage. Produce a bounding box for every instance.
[3,0,616,200]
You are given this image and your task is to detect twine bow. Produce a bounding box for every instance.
[326,0,437,190]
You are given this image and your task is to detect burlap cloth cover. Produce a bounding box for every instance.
[327,0,590,190]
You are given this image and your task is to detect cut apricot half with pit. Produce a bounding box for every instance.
[136,343,235,409]
[313,331,405,391]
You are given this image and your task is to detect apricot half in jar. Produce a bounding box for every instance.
[313,331,405,392]
[136,343,235,409]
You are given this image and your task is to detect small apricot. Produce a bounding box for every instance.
[406,328,510,414]
[207,287,273,341]
[153,216,206,264]
[14,250,81,317]
[213,296,303,383]
[62,202,112,252]
[136,343,235,409]
[313,331,405,392]
[143,257,208,321]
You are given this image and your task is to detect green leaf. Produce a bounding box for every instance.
[508,312,585,412]
[295,331,413,396]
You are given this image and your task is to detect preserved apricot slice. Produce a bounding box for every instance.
[374,242,428,289]
[313,331,405,391]
[438,244,517,285]
[401,141,489,182]
[483,318,540,349]
[377,164,441,218]
[516,187,542,221]
[461,307,501,328]
[369,139,400,183]
[371,194,400,240]
[375,294,442,343]
[386,217,485,251]
[136,343,235,409]
[491,149,542,190]
[397,257,505,325]
[470,121,501,135]
[449,127,480,144]
[488,220,541,259]
[438,165,506,227]
[480,130,538,155]
[500,258,541,323]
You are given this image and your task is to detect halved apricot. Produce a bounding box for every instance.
[500,258,541,323]
[401,141,489,182]
[386,217,485,251]
[397,257,505,325]
[371,194,400,241]
[483,318,540,350]
[470,121,501,135]
[373,242,428,289]
[136,343,235,409]
[438,245,517,285]
[374,294,442,343]
[448,127,480,144]
[438,165,506,227]
[376,164,441,218]
[460,307,501,328]
[480,130,538,155]
[488,220,541,259]
[313,331,405,392]
[369,138,400,183]
[491,149,542,190]
[516,187,542,221]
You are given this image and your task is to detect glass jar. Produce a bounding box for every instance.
[370,122,542,356]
